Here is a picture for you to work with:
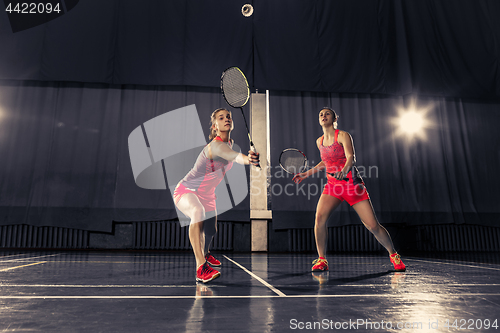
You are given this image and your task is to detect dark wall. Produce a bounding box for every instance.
[0,82,250,232]
[1,81,497,232]
[1,1,499,232]
[1,0,500,98]
[269,92,500,229]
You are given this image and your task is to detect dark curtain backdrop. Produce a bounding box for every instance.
[1,0,500,98]
[270,92,500,229]
[0,81,251,232]
[1,81,498,232]
[1,0,500,232]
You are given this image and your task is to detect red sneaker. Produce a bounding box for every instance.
[311,257,329,272]
[196,262,221,283]
[390,253,406,272]
[205,253,221,267]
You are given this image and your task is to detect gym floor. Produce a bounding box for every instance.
[1,251,499,332]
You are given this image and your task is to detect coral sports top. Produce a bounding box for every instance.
[319,130,364,186]
[178,136,233,194]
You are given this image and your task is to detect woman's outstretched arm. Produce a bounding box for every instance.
[210,141,259,166]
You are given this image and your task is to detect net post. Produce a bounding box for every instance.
[249,92,271,252]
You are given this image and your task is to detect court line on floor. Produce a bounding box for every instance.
[0,253,61,263]
[0,284,226,288]
[22,261,197,264]
[223,255,286,297]
[407,258,500,271]
[8,260,385,265]
[2,283,498,289]
[274,283,500,288]
[0,261,47,272]
[1,293,500,300]
[0,253,33,259]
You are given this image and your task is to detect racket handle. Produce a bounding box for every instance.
[250,142,261,169]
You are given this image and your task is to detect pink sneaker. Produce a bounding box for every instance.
[196,262,220,283]
[311,257,329,272]
[205,253,221,267]
[390,253,406,272]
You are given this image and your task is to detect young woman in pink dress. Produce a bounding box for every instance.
[174,108,259,283]
[293,108,405,272]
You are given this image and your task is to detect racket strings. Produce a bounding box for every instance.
[280,150,307,174]
[222,68,249,108]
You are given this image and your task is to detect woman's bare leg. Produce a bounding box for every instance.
[176,193,207,268]
[352,199,396,255]
[314,194,342,258]
[203,213,217,255]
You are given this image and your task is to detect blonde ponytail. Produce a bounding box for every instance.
[208,108,228,140]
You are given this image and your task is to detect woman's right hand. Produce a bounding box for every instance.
[292,173,307,184]
[247,150,260,166]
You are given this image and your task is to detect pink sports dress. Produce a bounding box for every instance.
[319,130,370,206]
[173,136,233,212]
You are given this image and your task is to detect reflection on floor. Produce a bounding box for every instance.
[0,251,499,332]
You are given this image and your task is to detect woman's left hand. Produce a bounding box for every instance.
[333,171,346,180]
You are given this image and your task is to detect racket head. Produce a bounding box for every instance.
[279,148,308,175]
[221,67,250,108]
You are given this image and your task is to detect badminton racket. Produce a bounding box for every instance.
[279,148,348,181]
[221,66,260,168]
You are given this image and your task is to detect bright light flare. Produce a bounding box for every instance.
[392,102,434,142]
[399,110,424,135]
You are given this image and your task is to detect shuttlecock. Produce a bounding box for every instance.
[242,4,253,17]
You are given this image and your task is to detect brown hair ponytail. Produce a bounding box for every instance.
[321,107,339,130]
